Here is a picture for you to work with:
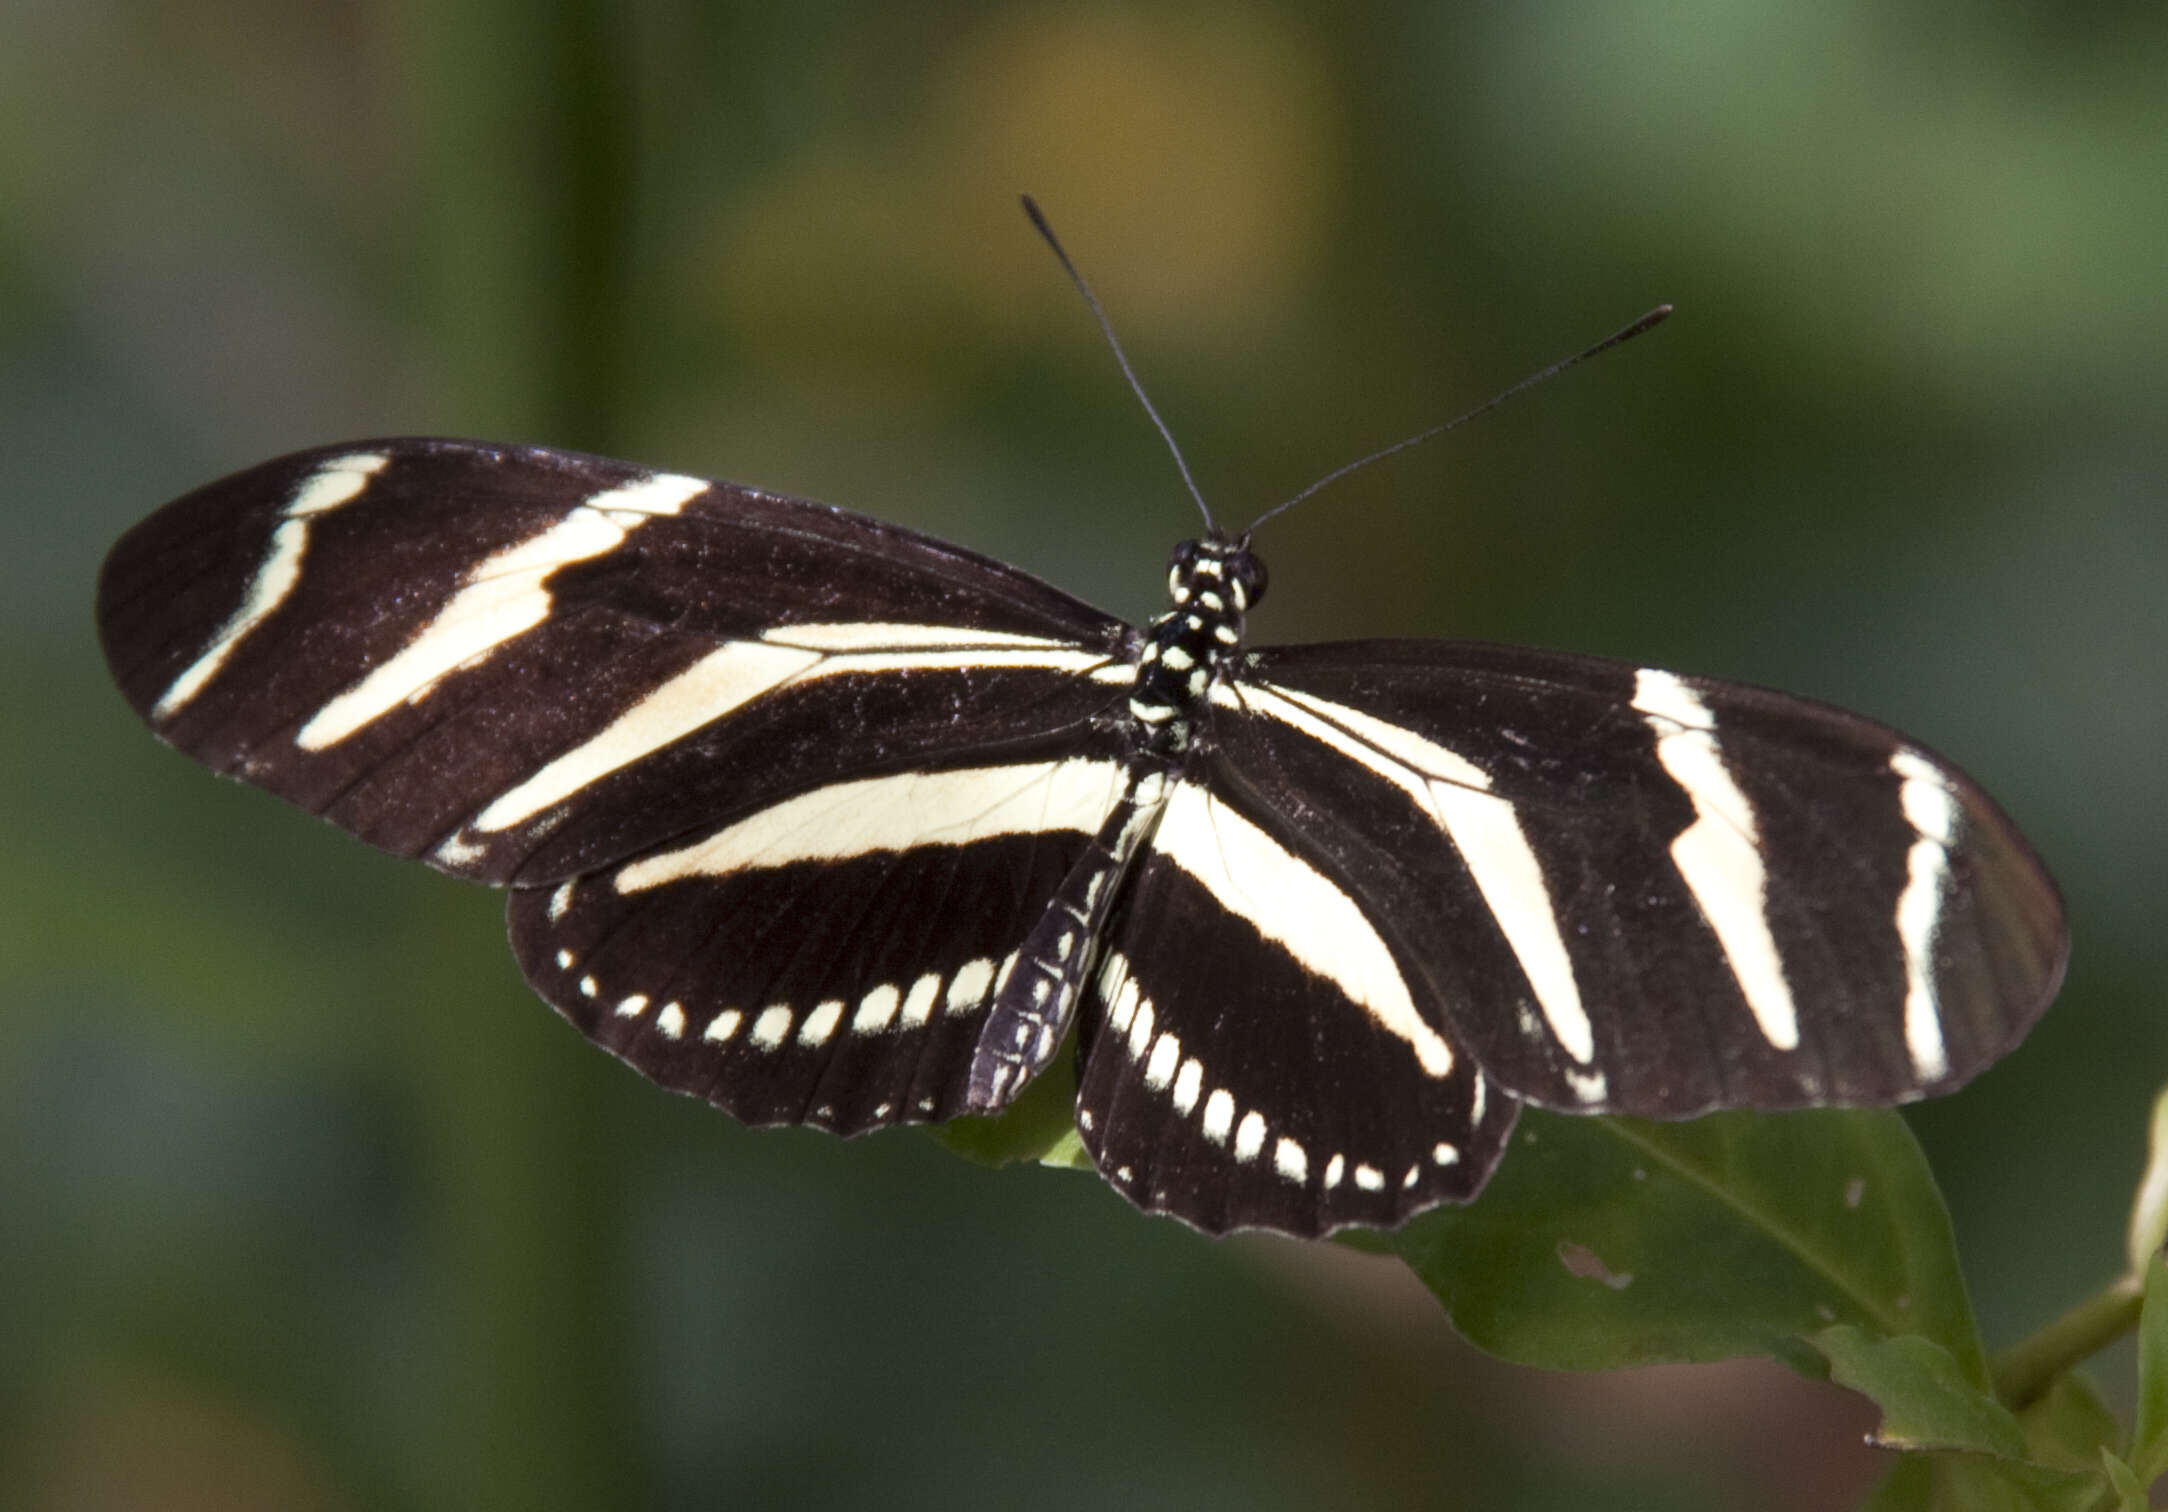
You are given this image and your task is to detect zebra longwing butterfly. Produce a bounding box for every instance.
[96,427,2065,1235]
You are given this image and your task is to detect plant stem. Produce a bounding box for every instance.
[392,2,638,1507]
[1991,1273,2145,1411]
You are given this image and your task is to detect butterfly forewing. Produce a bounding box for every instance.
[96,440,1135,883]
[1220,641,2065,1119]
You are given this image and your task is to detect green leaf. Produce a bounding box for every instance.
[1948,1458,2104,1512]
[1815,1326,2025,1457]
[2128,1254,2168,1486]
[1832,1329,2115,1512]
[1862,1454,1938,1512]
[1868,1445,2110,1512]
[1385,1108,1986,1377]
[2098,1449,2146,1512]
[2016,1372,2124,1473]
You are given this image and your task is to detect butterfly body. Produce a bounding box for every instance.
[98,438,2066,1236]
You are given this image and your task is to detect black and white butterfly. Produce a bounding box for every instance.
[96,425,2065,1236]
[94,208,2065,1236]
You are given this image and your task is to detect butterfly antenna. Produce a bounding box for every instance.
[1243,304,1673,537]
[1022,196,1217,534]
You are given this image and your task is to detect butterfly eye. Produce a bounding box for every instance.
[1166,539,1201,598]
[1229,551,1267,610]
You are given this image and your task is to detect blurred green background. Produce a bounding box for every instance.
[4,2,2164,1508]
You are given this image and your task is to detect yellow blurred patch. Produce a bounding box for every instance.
[702,8,1342,362]
[6,1360,351,1512]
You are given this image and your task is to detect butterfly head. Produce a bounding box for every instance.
[1166,536,1268,615]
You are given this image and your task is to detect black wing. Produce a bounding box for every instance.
[1206,640,2065,1120]
[98,438,1141,1131]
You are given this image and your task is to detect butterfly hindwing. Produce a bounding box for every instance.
[1074,771,1518,1235]
[1214,641,2065,1119]
[508,742,1145,1133]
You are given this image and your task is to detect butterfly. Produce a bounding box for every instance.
[94,208,2065,1236]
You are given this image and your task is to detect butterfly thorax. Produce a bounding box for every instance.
[1129,537,1268,753]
